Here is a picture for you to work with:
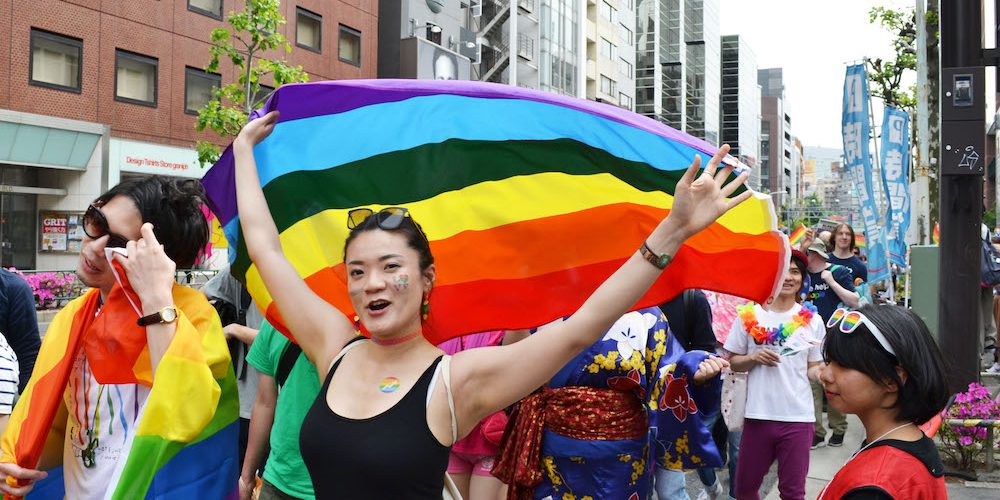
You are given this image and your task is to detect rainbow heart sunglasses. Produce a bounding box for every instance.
[826,308,897,357]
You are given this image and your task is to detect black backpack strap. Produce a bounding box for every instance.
[275,342,303,389]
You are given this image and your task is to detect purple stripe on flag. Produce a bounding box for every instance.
[203,80,725,225]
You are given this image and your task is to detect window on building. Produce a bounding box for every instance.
[338,24,361,66]
[619,92,632,110]
[251,84,274,108]
[600,75,616,96]
[599,1,615,22]
[618,57,632,77]
[426,24,442,45]
[599,38,615,59]
[619,23,633,46]
[115,50,157,106]
[296,7,322,53]
[29,29,82,92]
[188,0,222,19]
[185,67,220,114]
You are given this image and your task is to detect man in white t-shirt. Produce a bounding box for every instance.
[723,250,825,500]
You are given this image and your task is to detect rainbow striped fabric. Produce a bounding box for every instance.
[788,224,808,246]
[1,285,238,499]
[856,233,867,251]
[203,80,787,343]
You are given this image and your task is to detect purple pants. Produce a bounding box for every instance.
[734,419,813,500]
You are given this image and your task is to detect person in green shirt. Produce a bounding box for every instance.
[240,320,321,500]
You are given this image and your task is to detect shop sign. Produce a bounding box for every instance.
[110,138,203,179]
[40,211,84,253]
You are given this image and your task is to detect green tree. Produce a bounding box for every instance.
[195,0,308,166]
[867,3,940,240]
[867,6,920,110]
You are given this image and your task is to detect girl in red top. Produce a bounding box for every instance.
[818,305,949,500]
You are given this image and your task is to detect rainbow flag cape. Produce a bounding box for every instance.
[202,80,788,343]
[788,224,808,246]
[1,282,238,499]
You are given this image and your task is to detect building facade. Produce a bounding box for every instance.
[442,0,583,97]
[585,0,636,109]
[634,0,719,141]
[1,0,377,270]
[378,0,474,81]
[720,34,760,188]
[758,67,794,200]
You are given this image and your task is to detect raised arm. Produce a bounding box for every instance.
[822,269,860,309]
[233,111,355,374]
[452,145,749,426]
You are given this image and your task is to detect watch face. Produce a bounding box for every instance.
[161,307,178,323]
[657,255,670,268]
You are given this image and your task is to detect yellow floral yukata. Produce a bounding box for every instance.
[533,307,722,500]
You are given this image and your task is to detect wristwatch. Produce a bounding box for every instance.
[137,306,179,327]
[639,240,673,269]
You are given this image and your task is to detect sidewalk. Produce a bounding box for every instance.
[670,412,1000,499]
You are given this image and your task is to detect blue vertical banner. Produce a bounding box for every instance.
[842,64,890,284]
[880,106,911,268]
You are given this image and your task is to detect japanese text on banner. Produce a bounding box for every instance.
[841,64,890,284]
[880,107,910,268]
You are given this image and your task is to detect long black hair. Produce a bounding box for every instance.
[823,305,948,424]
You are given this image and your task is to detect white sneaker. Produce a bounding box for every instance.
[987,362,1000,374]
[696,481,724,500]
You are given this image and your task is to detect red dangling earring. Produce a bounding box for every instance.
[421,294,430,321]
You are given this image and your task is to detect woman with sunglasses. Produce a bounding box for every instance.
[231,111,745,498]
[722,249,824,500]
[818,305,948,499]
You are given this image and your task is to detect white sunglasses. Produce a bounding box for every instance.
[826,308,897,357]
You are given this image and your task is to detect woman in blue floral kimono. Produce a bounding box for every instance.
[494,306,724,500]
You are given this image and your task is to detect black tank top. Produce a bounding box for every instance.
[299,342,450,499]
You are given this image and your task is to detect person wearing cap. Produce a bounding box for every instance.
[805,240,859,450]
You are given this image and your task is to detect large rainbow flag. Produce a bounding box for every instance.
[202,80,788,343]
[1,277,238,499]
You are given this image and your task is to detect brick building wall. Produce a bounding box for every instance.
[1,0,378,148]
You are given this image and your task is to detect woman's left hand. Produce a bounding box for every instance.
[693,355,730,384]
[114,223,177,312]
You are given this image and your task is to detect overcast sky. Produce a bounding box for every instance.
[718,0,913,150]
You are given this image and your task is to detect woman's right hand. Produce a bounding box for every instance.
[235,111,280,149]
[751,349,780,367]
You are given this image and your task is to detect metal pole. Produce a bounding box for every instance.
[939,0,985,392]
[914,0,932,246]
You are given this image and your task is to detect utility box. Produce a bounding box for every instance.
[910,245,940,342]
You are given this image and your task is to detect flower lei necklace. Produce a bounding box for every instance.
[737,302,817,346]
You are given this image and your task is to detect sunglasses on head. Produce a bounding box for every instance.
[347,207,412,230]
[82,203,131,249]
[827,308,897,357]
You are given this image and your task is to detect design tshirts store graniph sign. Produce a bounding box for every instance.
[109,138,205,182]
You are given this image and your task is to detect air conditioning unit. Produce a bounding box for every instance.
[471,0,482,17]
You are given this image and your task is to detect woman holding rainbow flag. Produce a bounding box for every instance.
[229,110,746,498]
